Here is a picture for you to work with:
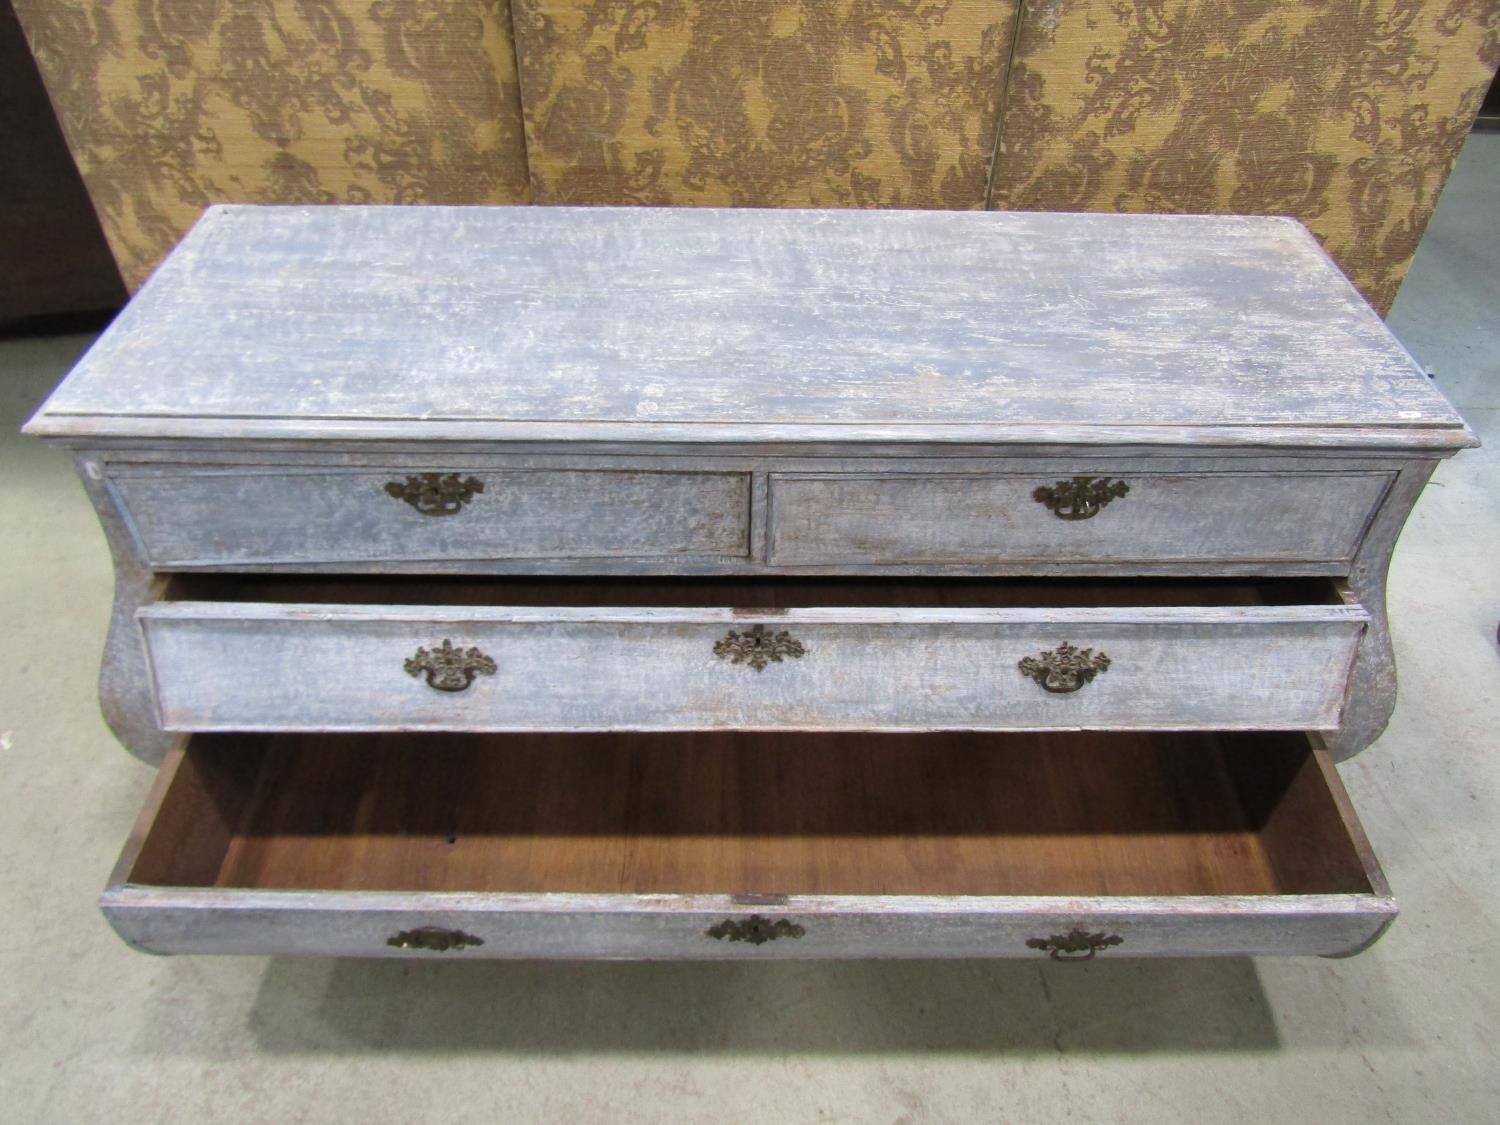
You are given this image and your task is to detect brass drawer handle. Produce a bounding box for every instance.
[405,639,497,692]
[387,926,485,952]
[713,624,806,671]
[1027,928,1123,961]
[1019,642,1110,694]
[1033,475,1129,520]
[706,915,806,945]
[384,472,484,516]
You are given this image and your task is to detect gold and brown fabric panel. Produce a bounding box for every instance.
[12,1,532,292]
[510,0,1022,208]
[989,0,1500,313]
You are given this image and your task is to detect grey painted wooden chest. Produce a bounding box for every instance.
[25,205,1475,961]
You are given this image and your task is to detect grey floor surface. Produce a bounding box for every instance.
[1,137,1496,1123]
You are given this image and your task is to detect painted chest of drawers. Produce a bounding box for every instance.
[25,206,1475,960]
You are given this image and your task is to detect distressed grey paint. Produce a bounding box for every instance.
[72,456,180,763]
[101,889,1395,960]
[24,207,1475,450]
[137,601,1367,733]
[1328,460,1440,760]
[81,450,1419,579]
[72,442,1421,764]
[101,738,1395,960]
[16,205,1476,957]
[108,466,751,567]
[767,471,1392,566]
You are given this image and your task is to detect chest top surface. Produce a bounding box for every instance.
[26,205,1473,450]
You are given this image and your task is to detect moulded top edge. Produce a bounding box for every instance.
[22,205,1474,449]
[21,413,1481,453]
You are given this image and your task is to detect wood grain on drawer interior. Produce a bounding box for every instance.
[127,731,1373,899]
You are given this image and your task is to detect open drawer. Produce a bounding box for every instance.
[136,577,1367,733]
[103,729,1394,959]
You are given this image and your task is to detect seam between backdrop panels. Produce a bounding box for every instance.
[503,0,537,205]
[984,0,1032,211]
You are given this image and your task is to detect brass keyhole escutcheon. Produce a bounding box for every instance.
[1019,642,1111,694]
[1026,929,1123,961]
[404,639,497,692]
[705,915,806,945]
[1033,476,1129,520]
[386,926,485,952]
[384,472,484,516]
[713,624,806,671]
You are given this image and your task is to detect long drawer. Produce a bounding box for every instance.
[136,578,1367,733]
[102,730,1395,959]
[105,465,753,566]
[767,471,1394,567]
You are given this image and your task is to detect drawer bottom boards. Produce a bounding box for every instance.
[105,730,1393,959]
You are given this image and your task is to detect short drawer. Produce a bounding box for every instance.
[106,466,752,566]
[103,730,1395,959]
[136,577,1366,733]
[766,471,1394,567]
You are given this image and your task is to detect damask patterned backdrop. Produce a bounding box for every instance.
[990,0,1499,312]
[13,0,1499,310]
[12,0,531,290]
[510,0,1017,209]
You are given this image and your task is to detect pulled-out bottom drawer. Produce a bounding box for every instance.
[104,729,1393,959]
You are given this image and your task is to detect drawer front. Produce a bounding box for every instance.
[103,732,1394,960]
[102,892,1393,960]
[138,602,1366,732]
[108,467,752,566]
[767,472,1393,566]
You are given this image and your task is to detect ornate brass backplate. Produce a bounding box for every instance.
[1019,642,1111,694]
[713,624,806,671]
[386,926,485,952]
[1033,476,1129,520]
[404,639,497,692]
[384,472,484,516]
[1026,929,1124,961]
[705,915,807,945]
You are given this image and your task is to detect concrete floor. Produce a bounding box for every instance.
[1,137,1496,1124]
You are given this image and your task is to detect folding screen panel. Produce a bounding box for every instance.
[13,0,532,290]
[987,0,1499,312]
[511,0,1020,208]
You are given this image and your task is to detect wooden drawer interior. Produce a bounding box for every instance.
[127,730,1375,899]
[158,574,1347,610]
